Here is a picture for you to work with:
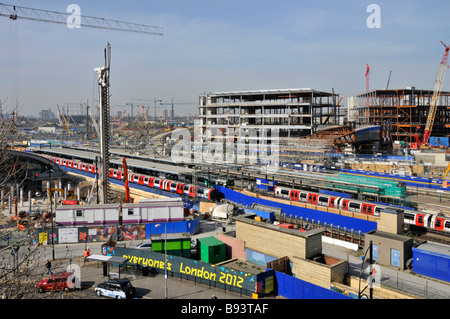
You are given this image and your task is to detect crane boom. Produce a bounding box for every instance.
[0,3,163,35]
[422,41,450,146]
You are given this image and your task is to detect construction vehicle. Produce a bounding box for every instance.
[56,104,71,136]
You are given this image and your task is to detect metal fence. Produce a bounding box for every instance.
[348,263,450,299]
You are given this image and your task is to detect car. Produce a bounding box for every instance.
[94,279,136,299]
[135,241,152,250]
[36,272,75,293]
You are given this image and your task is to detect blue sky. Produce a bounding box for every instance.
[1,0,450,117]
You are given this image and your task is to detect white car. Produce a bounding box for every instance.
[94,279,135,299]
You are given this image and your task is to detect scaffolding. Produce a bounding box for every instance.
[348,88,450,144]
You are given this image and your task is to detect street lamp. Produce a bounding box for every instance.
[155,223,168,299]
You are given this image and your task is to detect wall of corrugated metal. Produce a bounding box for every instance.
[272,270,351,299]
[216,186,377,234]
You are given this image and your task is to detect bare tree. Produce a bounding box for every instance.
[0,104,57,299]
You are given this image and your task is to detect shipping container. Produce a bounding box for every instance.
[150,232,191,257]
[197,236,226,264]
[412,242,450,283]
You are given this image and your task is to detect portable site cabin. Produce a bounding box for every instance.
[197,236,226,264]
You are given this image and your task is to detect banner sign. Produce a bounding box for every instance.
[110,246,258,292]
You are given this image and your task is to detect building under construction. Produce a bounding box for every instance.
[198,88,344,163]
[347,87,450,146]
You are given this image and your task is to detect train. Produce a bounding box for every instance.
[41,155,218,201]
[273,186,450,234]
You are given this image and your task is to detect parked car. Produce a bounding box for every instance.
[135,241,152,250]
[36,272,75,293]
[94,279,136,299]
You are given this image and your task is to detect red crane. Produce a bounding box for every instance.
[365,64,370,106]
[366,64,370,93]
[420,41,450,146]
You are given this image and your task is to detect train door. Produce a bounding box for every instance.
[117,171,123,180]
[328,197,336,208]
[130,174,135,183]
[189,186,197,197]
[176,183,184,194]
[109,169,114,178]
[432,216,445,231]
[166,181,172,192]
[148,177,155,187]
[290,190,300,201]
[138,176,145,185]
[307,194,318,205]
[415,214,425,227]
[341,199,349,211]
[361,203,375,215]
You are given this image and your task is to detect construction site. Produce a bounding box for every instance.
[3,2,450,302]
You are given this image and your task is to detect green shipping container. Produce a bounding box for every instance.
[151,232,191,257]
[197,236,226,264]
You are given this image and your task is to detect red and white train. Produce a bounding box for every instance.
[42,155,218,201]
[274,186,450,234]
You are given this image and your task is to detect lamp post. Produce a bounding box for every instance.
[155,223,168,299]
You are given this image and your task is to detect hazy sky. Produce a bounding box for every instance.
[1,0,450,117]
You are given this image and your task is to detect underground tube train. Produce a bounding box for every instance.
[274,186,450,234]
[42,155,218,201]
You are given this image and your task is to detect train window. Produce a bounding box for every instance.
[445,221,450,229]
[281,189,289,195]
[184,185,189,191]
[404,213,414,220]
[349,203,360,209]
[197,189,204,194]
[318,196,328,203]
[435,219,442,228]
[128,209,134,215]
[300,193,307,199]
[76,210,83,217]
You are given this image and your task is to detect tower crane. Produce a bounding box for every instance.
[365,64,370,107]
[0,3,163,35]
[1,3,164,204]
[420,41,450,147]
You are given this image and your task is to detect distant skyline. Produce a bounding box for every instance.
[1,0,450,117]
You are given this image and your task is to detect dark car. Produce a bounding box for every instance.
[94,279,136,299]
